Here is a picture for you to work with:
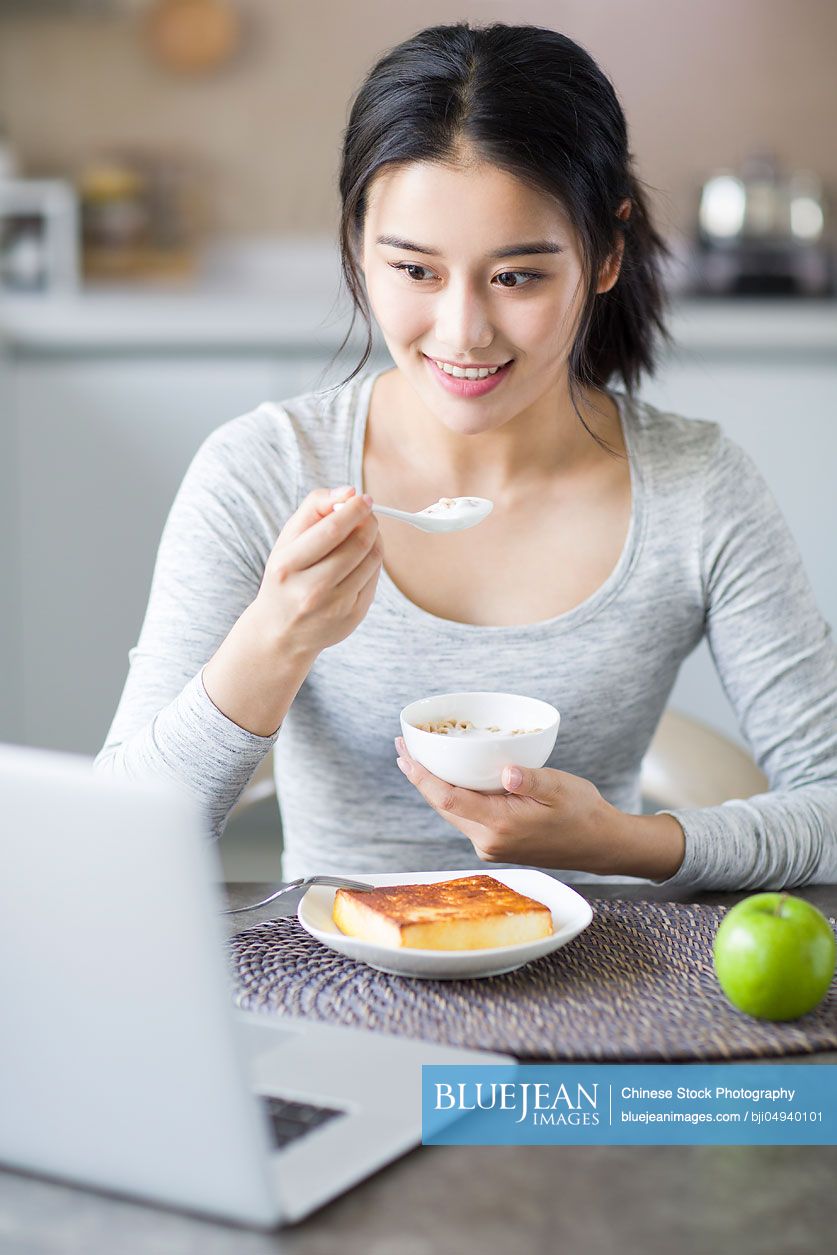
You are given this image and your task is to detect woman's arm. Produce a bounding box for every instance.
[654,433,837,890]
[96,409,381,841]
[94,415,293,835]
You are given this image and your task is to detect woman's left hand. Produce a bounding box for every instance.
[393,737,687,879]
[393,736,617,872]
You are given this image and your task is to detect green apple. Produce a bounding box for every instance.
[712,892,836,1021]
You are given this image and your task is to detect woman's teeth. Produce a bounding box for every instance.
[432,360,506,379]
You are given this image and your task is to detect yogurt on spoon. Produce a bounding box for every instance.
[335,495,493,533]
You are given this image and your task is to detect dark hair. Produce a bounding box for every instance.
[332,21,670,418]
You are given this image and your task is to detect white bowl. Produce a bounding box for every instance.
[297,868,593,980]
[400,691,560,792]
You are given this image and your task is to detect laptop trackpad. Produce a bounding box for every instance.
[234,1014,303,1064]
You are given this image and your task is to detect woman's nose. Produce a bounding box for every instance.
[434,279,494,356]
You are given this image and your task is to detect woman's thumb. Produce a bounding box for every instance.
[502,765,553,797]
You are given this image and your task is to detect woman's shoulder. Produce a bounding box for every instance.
[619,391,764,489]
[619,391,724,465]
[620,391,775,523]
[206,368,369,459]
[161,371,372,539]
[186,368,376,511]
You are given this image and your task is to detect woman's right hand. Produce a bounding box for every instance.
[250,485,382,660]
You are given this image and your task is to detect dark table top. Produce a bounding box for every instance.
[2,881,836,1255]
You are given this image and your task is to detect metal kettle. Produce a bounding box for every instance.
[695,154,831,296]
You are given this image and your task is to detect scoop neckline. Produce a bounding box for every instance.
[348,365,646,639]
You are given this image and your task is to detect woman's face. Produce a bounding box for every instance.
[360,156,616,435]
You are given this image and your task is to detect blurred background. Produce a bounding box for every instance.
[2,0,836,878]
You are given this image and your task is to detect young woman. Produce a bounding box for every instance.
[96,23,837,891]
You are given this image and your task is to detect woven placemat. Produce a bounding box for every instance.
[229,899,837,1062]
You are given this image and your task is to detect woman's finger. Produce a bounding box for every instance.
[291,513,379,597]
[333,542,383,604]
[394,749,500,829]
[278,485,356,546]
[273,492,375,576]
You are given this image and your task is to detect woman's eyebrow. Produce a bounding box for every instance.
[376,234,564,258]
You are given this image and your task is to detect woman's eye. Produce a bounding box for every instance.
[494,271,540,288]
[389,263,541,288]
[391,263,435,282]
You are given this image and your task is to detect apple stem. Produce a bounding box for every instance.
[774,892,789,916]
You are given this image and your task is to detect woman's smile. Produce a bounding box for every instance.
[423,353,515,398]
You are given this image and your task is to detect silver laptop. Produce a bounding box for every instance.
[0,743,512,1228]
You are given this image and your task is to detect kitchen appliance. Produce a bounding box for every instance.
[79,151,199,280]
[0,179,79,294]
[694,154,832,296]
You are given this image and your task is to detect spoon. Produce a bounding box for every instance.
[335,495,493,534]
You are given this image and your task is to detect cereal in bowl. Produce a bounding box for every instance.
[413,717,544,736]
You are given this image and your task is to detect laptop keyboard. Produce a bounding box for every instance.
[260,1094,345,1151]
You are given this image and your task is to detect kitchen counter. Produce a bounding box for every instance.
[3,293,835,355]
[1,881,835,1255]
[2,236,835,354]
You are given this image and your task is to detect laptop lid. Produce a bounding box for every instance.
[0,743,282,1227]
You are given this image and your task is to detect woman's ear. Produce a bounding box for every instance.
[596,198,631,294]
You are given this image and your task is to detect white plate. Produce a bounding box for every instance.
[297,868,593,980]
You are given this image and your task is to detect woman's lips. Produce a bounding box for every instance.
[424,355,513,397]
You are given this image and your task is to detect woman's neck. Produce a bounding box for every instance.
[368,366,624,497]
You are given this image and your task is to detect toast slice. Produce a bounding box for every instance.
[332,874,553,951]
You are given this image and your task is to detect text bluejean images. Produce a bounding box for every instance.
[422,1065,837,1145]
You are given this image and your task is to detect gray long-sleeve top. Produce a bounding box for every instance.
[94,366,837,890]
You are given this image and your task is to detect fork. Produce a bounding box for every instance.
[222,875,375,915]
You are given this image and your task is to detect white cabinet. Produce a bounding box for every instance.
[0,340,19,743]
[8,351,356,753]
